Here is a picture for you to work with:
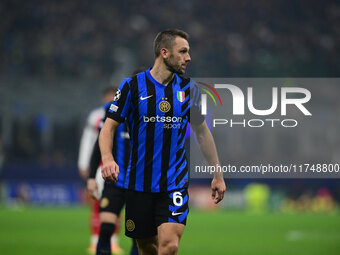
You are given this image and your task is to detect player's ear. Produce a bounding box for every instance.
[160,48,169,59]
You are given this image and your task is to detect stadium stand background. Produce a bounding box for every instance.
[0,0,339,206]
[1,0,339,78]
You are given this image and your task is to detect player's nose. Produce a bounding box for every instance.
[185,53,191,62]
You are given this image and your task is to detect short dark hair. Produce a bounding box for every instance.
[153,29,189,57]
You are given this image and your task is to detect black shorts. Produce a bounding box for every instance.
[99,183,125,215]
[125,188,189,239]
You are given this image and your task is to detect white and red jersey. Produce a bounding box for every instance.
[78,107,105,172]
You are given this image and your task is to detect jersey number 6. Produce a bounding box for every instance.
[173,191,183,206]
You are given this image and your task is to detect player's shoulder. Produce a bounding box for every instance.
[175,73,190,83]
[175,74,200,91]
[119,77,132,88]
[175,74,192,90]
[122,70,147,88]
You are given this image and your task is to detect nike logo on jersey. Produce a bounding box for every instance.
[172,212,183,216]
[140,95,153,100]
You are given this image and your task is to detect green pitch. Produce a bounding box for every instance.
[0,206,339,255]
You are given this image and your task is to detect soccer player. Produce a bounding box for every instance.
[78,87,123,254]
[99,29,226,255]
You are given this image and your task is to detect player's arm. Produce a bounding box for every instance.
[191,120,226,204]
[100,78,131,182]
[99,118,120,182]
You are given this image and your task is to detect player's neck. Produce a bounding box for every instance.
[150,61,174,86]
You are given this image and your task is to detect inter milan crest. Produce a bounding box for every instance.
[100,197,109,208]
[177,91,185,102]
[114,89,121,101]
[159,98,171,113]
[126,219,135,232]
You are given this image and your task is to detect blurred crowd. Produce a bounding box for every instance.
[1,0,339,78]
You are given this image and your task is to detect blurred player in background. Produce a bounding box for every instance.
[99,29,226,255]
[78,87,116,179]
[78,87,123,254]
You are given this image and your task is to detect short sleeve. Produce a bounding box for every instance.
[106,78,131,123]
[189,81,205,125]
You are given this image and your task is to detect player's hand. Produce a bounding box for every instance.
[101,160,119,182]
[211,177,226,204]
[87,179,99,199]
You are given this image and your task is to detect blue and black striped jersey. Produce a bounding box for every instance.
[107,68,204,192]
[110,119,130,188]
